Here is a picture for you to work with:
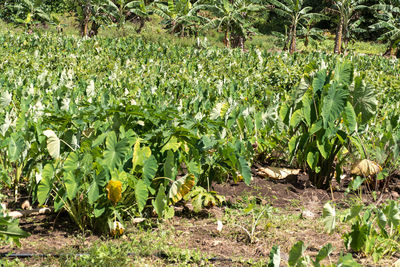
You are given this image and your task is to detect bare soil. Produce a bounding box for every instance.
[1,171,400,266]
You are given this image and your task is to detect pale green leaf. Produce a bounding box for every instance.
[43,130,60,159]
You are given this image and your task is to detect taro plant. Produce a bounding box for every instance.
[281,61,377,189]
[0,205,29,246]
[271,240,360,267]
[323,200,400,263]
[234,199,272,244]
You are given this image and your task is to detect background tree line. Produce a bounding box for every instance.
[0,0,399,56]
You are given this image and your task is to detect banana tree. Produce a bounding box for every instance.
[298,17,325,48]
[328,0,367,54]
[67,0,111,37]
[153,0,205,37]
[369,1,400,57]
[11,0,51,30]
[268,0,325,53]
[202,0,264,49]
[106,0,151,35]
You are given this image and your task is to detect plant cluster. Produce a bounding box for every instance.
[0,31,399,239]
[3,0,400,54]
[323,200,400,263]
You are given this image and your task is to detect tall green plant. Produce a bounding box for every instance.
[10,0,51,30]
[369,0,400,56]
[202,0,264,49]
[281,61,377,189]
[268,0,325,53]
[153,0,205,37]
[328,0,367,54]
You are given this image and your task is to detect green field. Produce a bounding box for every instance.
[1,1,400,264]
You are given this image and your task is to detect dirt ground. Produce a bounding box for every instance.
[1,171,400,266]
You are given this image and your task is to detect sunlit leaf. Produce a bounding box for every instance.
[322,202,336,234]
[43,130,60,159]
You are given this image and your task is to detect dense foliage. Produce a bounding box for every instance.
[0,32,399,236]
[1,0,400,54]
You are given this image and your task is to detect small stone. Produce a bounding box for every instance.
[21,200,31,210]
[301,210,316,219]
[216,220,223,232]
[211,240,222,247]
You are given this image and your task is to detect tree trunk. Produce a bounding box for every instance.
[136,18,145,33]
[383,42,394,57]
[224,30,230,48]
[81,2,91,37]
[304,36,309,47]
[334,16,344,54]
[181,25,185,37]
[289,24,296,54]
[283,26,292,51]
[89,21,100,37]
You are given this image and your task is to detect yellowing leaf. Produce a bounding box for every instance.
[106,180,122,205]
[256,165,300,180]
[161,136,181,153]
[110,221,124,237]
[132,140,151,170]
[351,159,382,177]
[169,174,196,204]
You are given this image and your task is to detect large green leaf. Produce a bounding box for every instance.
[312,69,327,93]
[382,200,400,229]
[64,171,78,200]
[37,164,54,205]
[348,222,368,252]
[290,109,303,128]
[322,83,349,128]
[322,202,336,234]
[0,216,29,240]
[143,155,158,185]
[333,62,353,86]
[103,132,128,170]
[314,243,333,265]
[343,101,357,133]
[302,89,313,126]
[8,136,22,162]
[132,140,151,171]
[43,130,60,159]
[135,180,148,213]
[153,184,166,218]
[88,181,99,204]
[288,241,306,267]
[238,156,252,185]
[63,152,79,172]
[160,136,181,153]
[306,151,319,171]
[163,150,175,179]
[352,76,378,124]
[336,253,361,267]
